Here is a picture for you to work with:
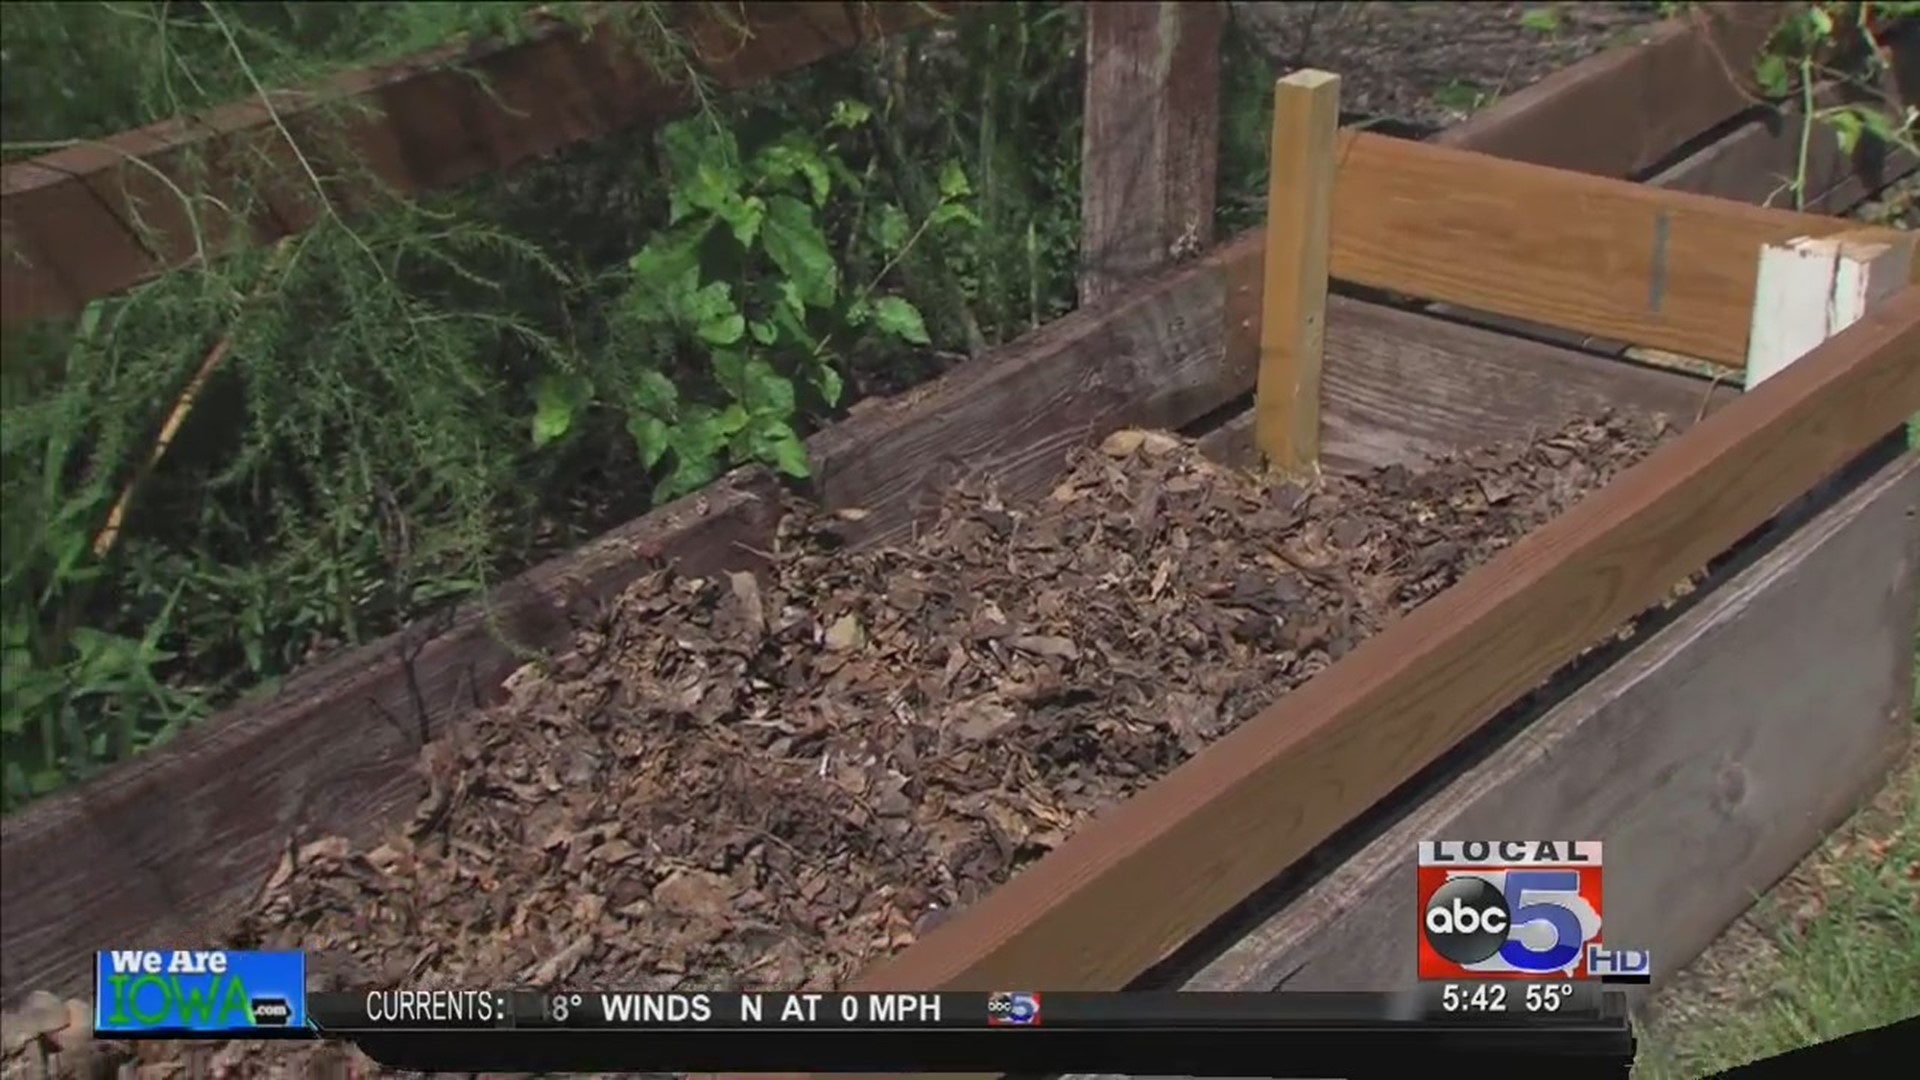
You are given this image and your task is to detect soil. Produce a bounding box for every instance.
[1231,1,1665,128]
[4,410,1678,1079]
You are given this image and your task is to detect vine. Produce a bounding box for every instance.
[1747,2,1919,209]
[0,2,687,808]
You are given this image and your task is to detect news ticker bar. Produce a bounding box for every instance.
[311,989,1631,1075]
[341,1026,1634,1075]
[301,985,1614,1032]
[324,987,1630,1073]
[102,984,1631,1074]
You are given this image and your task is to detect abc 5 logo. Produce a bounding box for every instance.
[986,991,1040,1026]
[1420,869,1601,977]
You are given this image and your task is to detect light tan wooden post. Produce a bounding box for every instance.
[1254,69,1340,478]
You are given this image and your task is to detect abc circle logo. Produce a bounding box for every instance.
[1423,871,1599,973]
[988,991,1040,1025]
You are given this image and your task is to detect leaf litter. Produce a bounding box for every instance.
[14,412,1676,1079]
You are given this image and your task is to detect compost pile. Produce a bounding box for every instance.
[17,412,1675,1079]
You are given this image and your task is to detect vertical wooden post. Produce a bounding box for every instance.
[1745,230,1916,389]
[1078,1,1224,306]
[1254,70,1341,478]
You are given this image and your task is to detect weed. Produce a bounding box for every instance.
[571,109,976,499]
[1431,79,1496,114]
[0,2,1089,812]
[1746,2,1920,209]
[1519,8,1565,36]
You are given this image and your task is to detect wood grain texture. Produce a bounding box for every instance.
[1254,71,1339,476]
[839,290,1920,994]
[1168,450,1919,998]
[0,2,959,325]
[0,8,1809,1006]
[1078,1,1224,304]
[1243,9,1892,376]
[1413,30,1920,364]
[1200,297,1739,473]
[1327,132,1907,368]
[1432,2,1783,176]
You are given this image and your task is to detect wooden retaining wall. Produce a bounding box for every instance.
[1,3,1900,1012]
[822,288,1919,995]
[0,1,964,324]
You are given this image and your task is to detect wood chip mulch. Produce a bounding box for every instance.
[8,411,1675,1079]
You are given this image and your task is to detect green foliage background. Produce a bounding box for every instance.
[0,1,1099,811]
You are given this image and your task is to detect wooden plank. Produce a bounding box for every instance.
[807,249,1233,553]
[1326,133,1912,368]
[1254,70,1339,476]
[1265,24,1920,374]
[1419,87,1920,363]
[1199,296,1739,474]
[1747,231,1917,389]
[1163,449,1920,998]
[1078,1,1224,304]
[1433,3,1784,176]
[0,2,960,325]
[0,14,1813,1005]
[1429,123,1920,364]
[835,290,1920,994]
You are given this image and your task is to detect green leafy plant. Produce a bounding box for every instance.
[0,1,1080,812]
[1,1,640,810]
[1749,2,1920,208]
[1432,79,1496,114]
[540,108,977,502]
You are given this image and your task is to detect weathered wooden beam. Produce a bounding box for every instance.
[838,289,1920,993]
[1078,1,1224,305]
[0,2,962,325]
[1747,230,1917,388]
[1432,2,1784,175]
[1222,2,1797,378]
[1253,70,1339,478]
[1200,296,1739,474]
[1326,133,1911,368]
